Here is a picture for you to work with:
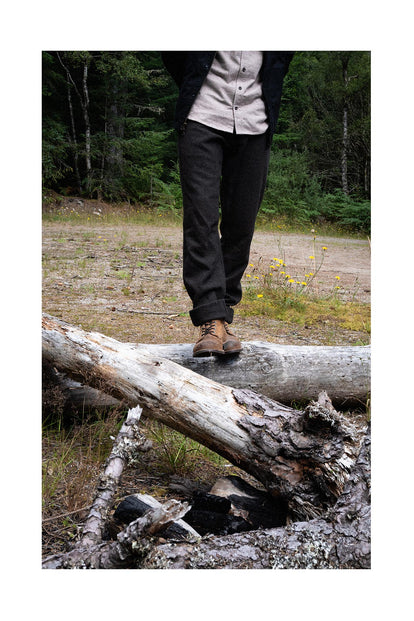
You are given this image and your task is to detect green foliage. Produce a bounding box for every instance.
[319,190,371,233]
[261,151,370,233]
[42,118,72,185]
[42,50,370,233]
[262,150,323,222]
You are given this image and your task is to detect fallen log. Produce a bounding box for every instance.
[43,429,370,569]
[142,430,371,569]
[42,499,190,569]
[46,340,370,410]
[42,314,368,522]
[43,403,199,569]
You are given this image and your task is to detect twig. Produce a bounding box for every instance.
[107,306,180,317]
[43,506,91,524]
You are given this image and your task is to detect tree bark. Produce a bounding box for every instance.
[42,499,191,569]
[82,60,92,192]
[66,73,82,194]
[143,429,370,569]
[43,428,370,570]
[56,52,92,193]
[46,339,370,410]
[42,314,368,522]
[80,405,151,546]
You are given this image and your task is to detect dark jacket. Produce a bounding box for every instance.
[161,51,294,145]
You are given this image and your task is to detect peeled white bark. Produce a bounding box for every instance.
[80,405,149,547]
[139,340,370,408]
[48,341,370,410]
[42,314,368,522]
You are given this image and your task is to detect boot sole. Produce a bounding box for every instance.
[193,349,225,357]
[223,346,242,354]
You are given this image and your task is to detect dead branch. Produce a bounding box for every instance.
[42,314,368,522]
[42,499,190,569]
[80,405,151,546]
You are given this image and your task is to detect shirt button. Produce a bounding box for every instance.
[238,86,242,90]
[234,106,239,110]
[242,67,246,72]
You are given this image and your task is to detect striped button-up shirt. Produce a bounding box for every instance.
[187,51,268,135]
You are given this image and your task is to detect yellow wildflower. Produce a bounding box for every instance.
[257,294,263,298]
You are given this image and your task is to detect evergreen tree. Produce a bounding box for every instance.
[42,50,370,232]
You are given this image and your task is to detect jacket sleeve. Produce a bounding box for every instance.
[161,52,188,87]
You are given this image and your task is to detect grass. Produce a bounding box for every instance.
[42,408,124,511]
[42,197,369,240]
[42,204,183,228]
[42,405,235,553]
[239,245,370,336]
[240,287,370,333]
[147,420,229,476]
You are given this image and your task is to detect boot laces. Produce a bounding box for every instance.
[201,320,217,336]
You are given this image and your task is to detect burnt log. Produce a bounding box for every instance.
[43,432,370,569]
[142,431,371,569]
[42,499,191,569]
[42,314,369,522]
[115,475,288,537]
[113,493,201,540]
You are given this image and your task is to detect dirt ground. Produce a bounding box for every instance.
[42,201,371,560]
[42,206,370,347]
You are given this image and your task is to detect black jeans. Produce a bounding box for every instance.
[178,120,270,326]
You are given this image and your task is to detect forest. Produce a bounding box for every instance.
[42,51,370,233]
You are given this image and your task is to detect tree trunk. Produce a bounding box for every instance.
[42,417,370,570]
[42,314,369,522]
[82,61,92,192]
[66,75,82,194]
[56,52,92,193]
[341,102,349,194]
[146,433,370,568]
[46,340,370,410]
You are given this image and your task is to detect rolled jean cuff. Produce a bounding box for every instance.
[189,299,234,326]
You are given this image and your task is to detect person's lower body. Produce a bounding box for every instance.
[178,120,270,355]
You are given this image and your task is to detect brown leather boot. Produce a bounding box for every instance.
[193,319,226,357]
[223,322,242,354]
